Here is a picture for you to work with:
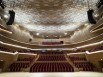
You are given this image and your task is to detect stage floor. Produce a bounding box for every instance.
[0,72,103,77]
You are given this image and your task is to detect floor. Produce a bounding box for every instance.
[0,72,103,77]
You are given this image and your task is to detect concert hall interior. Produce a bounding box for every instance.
[0,0,103,77]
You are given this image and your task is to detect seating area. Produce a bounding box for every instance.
[17,57,35,63]
[9,53,37,72]
[68,55,96,71]
[89,46,103,52]
[30,51,74,72]
[30,62,74,72]
[0,45,103,54]
[42,41,63,45]
[0,46,15,53]
[40,51,64,54]
[0,0,103,75]
[37,55,66,61]
[70,46,103,53]
[18,50,37,54]
[9,62,30,72]
[0,48,101,72]
[74,62,96,71]
[0,46,38,54]
[69,56,87,62]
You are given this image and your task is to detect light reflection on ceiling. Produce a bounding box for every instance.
[3,0,98,37]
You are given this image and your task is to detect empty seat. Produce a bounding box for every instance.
[30,62,74,72]
[9,62,30,72]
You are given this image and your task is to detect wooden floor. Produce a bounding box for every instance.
[0,72,103,77]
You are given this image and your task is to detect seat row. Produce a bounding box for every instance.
[37,55,66,61]
[69,56,87,61]
[40,51,63,54]
[74,62,96,71]
[0,46,15,52]
[30,62,74,72]
[89,46,103,52]
[17,57,35,63]
[9,62,30,72]
[42,41,63,45]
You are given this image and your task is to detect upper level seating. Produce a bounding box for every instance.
[30,62,74,72]
[42,41,63,45]
[0,46,15,52]
[0,45,103,54]
[37,55,66,61]
[89,46,103,52]
[70,46,103,53]
[0,46,38,54]
[38,51,66,61]
[40,51,63,55]
[69,56,87,62]
[18,50,38,54]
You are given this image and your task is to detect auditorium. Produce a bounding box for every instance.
[0,0,103,77]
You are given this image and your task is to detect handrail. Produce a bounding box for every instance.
[0,32,103,48]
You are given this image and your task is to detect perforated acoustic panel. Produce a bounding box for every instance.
[3,0,98,37]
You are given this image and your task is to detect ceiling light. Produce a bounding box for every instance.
[4,15,9,19]
[64,32,67,35]
[86,51,89,54]
[84,23,89,26]
[36,33,39,36]
[94,14,99,18]
[0,60,3,61]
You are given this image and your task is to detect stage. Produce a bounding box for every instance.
[0,72,103,77]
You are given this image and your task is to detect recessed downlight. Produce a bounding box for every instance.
[64,32,67,35]
[36,33,40,36]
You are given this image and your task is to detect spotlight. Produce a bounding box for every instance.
[64,32,67,35]
[94,14,99,18]
[0,0,6,9]
[6,10,15,25]
[87,9,96,24]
